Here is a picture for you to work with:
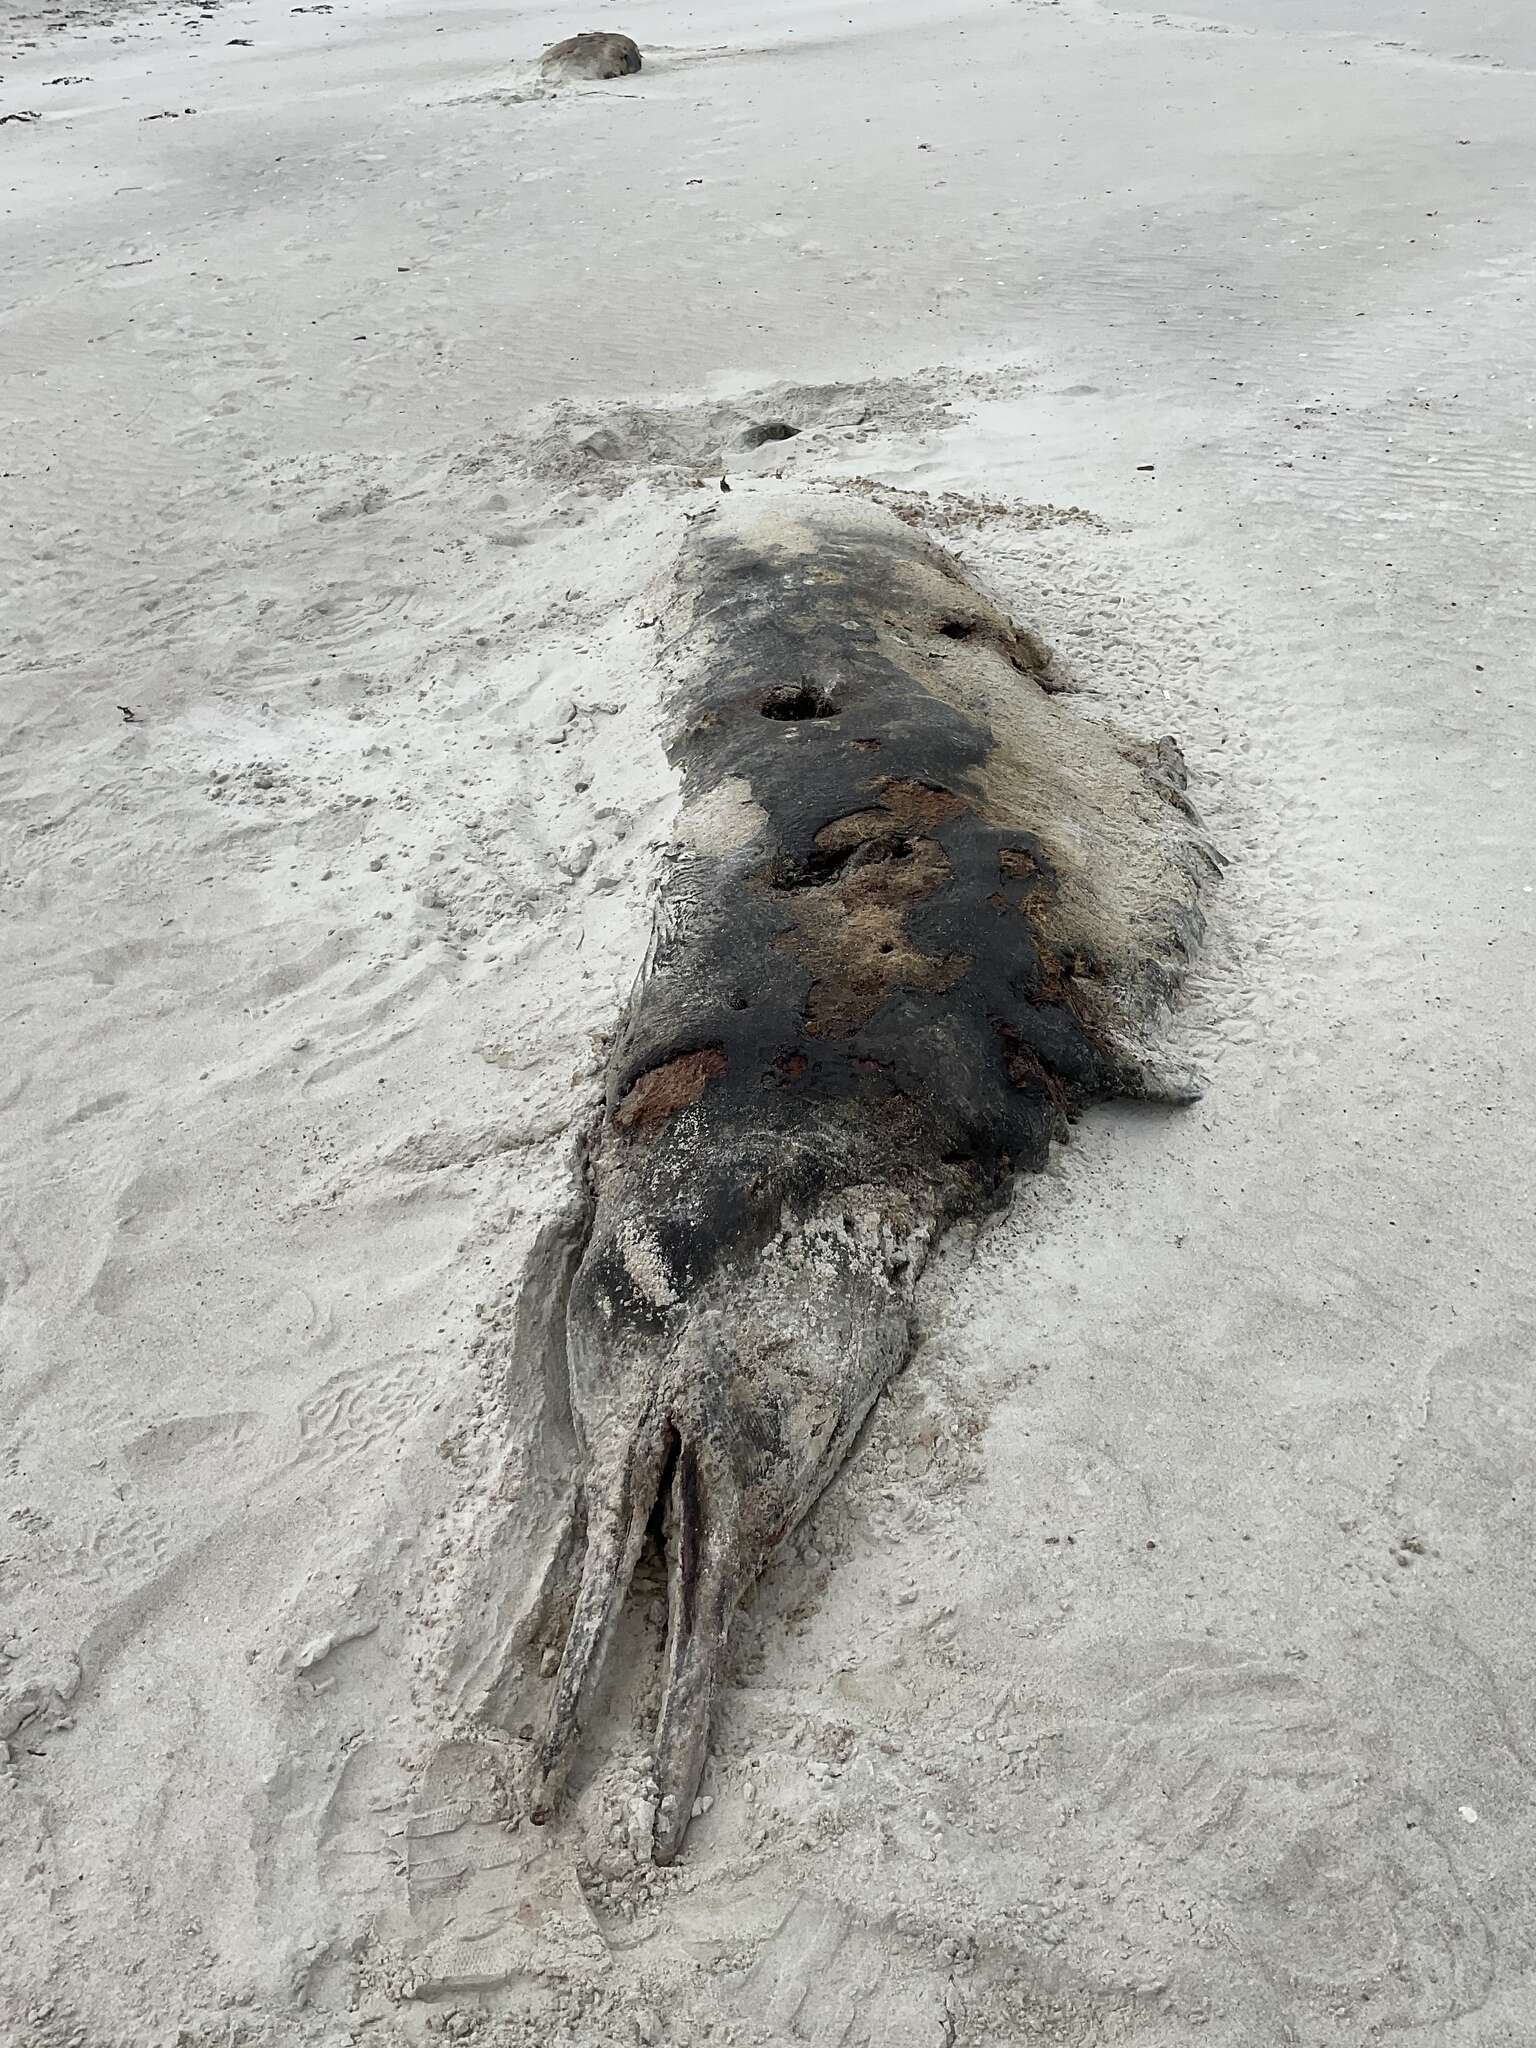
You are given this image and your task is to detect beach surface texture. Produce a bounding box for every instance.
[2,1,1533,2043]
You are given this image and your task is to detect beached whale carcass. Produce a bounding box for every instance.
[526,492,1220,1861]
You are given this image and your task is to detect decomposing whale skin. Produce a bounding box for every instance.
[526,492,1221,1862]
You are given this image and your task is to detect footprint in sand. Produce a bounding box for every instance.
[292,1356,433,1470]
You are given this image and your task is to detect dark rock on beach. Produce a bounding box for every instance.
[540,30,642,81]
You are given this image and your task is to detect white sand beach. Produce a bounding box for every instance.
[2,0,1534,2042]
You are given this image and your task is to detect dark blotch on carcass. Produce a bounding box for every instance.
[613,1047,727,1132]
[760,680,836,720]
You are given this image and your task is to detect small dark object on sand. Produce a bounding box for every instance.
[540,30,642,80]
[741,420,800,448]
[517,493,1221,1863]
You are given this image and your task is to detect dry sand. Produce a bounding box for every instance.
[2,1,1534,2043]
